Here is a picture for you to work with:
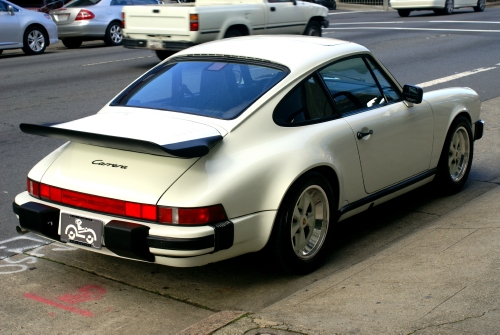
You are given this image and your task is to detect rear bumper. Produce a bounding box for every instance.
[13,191,275,267]
[122,38,194,51]
[13,196,233,263]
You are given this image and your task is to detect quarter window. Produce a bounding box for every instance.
[274,75,334,125]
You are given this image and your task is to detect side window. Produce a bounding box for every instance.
[268,0,293,3]
[365,57,402,103]
[319,57,383,115]
[0,1,7,11]
[274,75,334,125]
[132,0,160,4]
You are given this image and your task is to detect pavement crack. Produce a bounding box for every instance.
[441,229,478,252]
[408,307,496,334]
[417,285,468,321]
[23,252,220,313]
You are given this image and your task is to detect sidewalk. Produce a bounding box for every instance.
[179,98,500,334]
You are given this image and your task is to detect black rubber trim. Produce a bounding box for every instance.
[19,123,222,158]
[252,27,266,31]
[200,30,220,34]
[161,41,195,50]
[146,235,214,251]
[122,38,147,48]
[265,23,306,29]
[104,220,155,262]
[14,201,61,241]
[474,119,484,141]
[211,220,234,252]
[339,169,437,216]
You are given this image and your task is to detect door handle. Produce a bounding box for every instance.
[270,6,276,11]
[357,130,373,140]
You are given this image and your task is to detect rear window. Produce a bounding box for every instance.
[114,60,288,120]
[65,0,100,7]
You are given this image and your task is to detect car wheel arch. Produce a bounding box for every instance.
[223,24,249,38]
[24,24,49,47]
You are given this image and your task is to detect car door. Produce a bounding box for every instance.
[318,55,434,194]
[0,1,21,46]
[265,0,306,35]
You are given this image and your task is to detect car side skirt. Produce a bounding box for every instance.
[338,169,437,222]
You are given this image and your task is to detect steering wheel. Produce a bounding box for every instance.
[331,91,364,110]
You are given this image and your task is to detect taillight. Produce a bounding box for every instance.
[27,178,40,198]
[158,205,227,225]
[189,13,199,31]
[122,12,125,29]
[33,182,227,225]
[75,9,95,21]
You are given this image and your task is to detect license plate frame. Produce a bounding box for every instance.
[54,13,69,22]
[60,213,103,250]
[149,39,163,50]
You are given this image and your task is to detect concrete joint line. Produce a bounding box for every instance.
[418,285,468,321]
[411,308,494,334]
[441,229,479,253]
[176,310,247,335]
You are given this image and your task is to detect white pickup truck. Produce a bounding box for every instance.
[122,0,330,60]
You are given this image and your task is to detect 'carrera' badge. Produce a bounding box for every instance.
[92,160,128,169]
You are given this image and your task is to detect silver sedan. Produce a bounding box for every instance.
[50,0,159,49]
[0,0,58,55]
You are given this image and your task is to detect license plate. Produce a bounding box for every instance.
[60,213,103,249]
[149,39,163,49]
[54,14,69,22]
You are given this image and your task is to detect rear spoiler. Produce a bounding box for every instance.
[20,123,222,158]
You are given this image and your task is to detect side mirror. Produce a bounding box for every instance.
[8,5,15,15]
[402,84,423,104]
[292,0,297,5]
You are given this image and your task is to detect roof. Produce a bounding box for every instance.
[173,35,370,72]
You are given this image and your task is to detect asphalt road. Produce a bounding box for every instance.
[0,7,499,333]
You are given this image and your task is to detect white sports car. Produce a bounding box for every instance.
[13,35,483,273]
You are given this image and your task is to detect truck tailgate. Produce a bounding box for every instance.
[124,5,191,36]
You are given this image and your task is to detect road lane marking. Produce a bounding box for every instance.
[430,21,500,24]
[327,20,500,25]
[417,67,497,88]
[325,27,500,32]
[82,55,154,67]
[328,11,372,15]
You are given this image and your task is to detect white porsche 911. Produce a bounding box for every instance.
[13,35,483,273]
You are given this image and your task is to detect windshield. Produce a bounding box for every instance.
[115,60,288,120]
[65,0,100,7]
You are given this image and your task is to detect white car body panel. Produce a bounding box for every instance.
[14,36,482,268]
[122,0,328,51]
[390,0,477,9]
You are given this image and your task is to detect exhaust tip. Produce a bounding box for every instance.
[16,226,29,235]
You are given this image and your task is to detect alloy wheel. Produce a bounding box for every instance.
[110,25,123,44]
[448,126,470,182]
[28,30,45,52]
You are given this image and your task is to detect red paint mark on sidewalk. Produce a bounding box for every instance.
[24,293,94,317]
[58,285,106,305]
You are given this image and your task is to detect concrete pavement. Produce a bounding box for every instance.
[179,99,500,334]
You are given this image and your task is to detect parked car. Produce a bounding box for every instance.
[390,0,485,17]
[0,0,58,55]
[303,0,336,10]
[49,0,160,49]
[8,0,72,13]
[14,36,483,274]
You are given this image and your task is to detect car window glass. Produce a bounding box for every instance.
[65,0,100,7]
[132,0,159,4]
[365,57,401,103]
[116,61,288,120]
[319,57,383,115]
[0,1,7,10]
[274,75,333,125]
[268,0,293,3]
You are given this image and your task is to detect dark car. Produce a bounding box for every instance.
[9,0,71,12]
[303,0,336,10]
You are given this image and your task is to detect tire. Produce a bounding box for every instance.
[62,38,83,49]
[22,26,47,55]
[473,0,485,12]
[397,9,411,17]
[435,116,473,194]
[436,0,454,15]
[0,50,3,55]
[104,21,123,46]
[155,50,176,61]
[303,21,321,37]
[224,28,243,38]
[269,172,335,274]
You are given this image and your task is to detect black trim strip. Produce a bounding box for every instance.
[265,23,306,29]
[339,169,437,216]
[147,235,214,251]
[252,27,266,31]
[201,30,220,34]
[19,123,222,158]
